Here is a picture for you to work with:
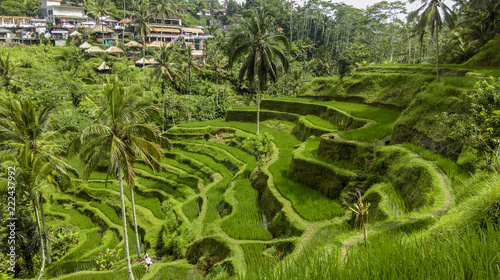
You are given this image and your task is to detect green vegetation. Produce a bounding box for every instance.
[2,0,500,279]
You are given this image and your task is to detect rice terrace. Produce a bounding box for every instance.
[0,0,500,279]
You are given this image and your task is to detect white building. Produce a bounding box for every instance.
[40,0,87,27]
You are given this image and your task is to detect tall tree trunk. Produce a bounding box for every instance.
[39,195,51,264]
[119,167,135,280]
[34,200,45,280]
[216,72,219,106]
[163,84,167,132]
[129,184,141,259]
[142,36,146,79]
[256,89,261,134]
[436,29,440,82]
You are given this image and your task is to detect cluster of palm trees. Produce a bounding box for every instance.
[0,77,166,280]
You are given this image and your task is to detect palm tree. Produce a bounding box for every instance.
[85,0,113,42]
[73,78,165,279]
[150,45,183,132]
[229,8,291,134]
[0,98,78,279]
[182,44,203,98]
[151,0,177,40]
[408,0,456,81]
[133,1,153,79]
[206,43,229,104]
[0,52,20,92]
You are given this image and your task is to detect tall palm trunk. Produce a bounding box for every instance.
[39,195,51,264]
[256,89,261,134]
[119,167,134,280]
[142,36,146,79]
[164,84,168,132]
[34,200,46,280]
[435,28,440,82]
[129,184,141,259]
[216,72,219,106]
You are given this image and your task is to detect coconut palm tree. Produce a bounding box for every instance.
[408,0,456,81]
[151,0,177,40]
[85,0,113,41]
[0,98,78,279]
[206,43,228,104]
[229,8,291,134]
[133,1,153,79]
[181,44,203,98]
[71,78,165,278]
[0,52,20,92]
[150,45,183,132]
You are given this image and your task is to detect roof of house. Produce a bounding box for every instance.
[91,24,115,34]
[150,27,180,33]
[79,41,92,49]
[125,40,143,47]
[86,46,104,53]
[105,46,124,53]
[182,27,204,34]
[70,30,82,36]
[0,28,11,33]
[97,61,111,70]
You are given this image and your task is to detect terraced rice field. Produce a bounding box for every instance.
[43,97,455,279]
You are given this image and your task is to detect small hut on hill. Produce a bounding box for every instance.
[105,46,124,53]
[79,41,92,49]
[96,61,111,73]
[125,40,142,48]
[70,30,82,37]
[86,46,104,54]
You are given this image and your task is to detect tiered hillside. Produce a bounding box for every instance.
[38,84,498,279]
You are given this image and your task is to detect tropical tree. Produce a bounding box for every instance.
[206,43,229,103]
[0,98,78,279]
[229,8,291,134]
[150,45,183,131]
[85,0,114,39]
[408,0,456,81]
[151,0,177,39]
[133,0,153,79]
[72,78,165,275]
[181,44,203,97]
[0,52,20,92]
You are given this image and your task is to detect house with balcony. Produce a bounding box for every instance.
[39,0,88,27]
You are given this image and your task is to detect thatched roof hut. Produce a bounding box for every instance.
[70,30,82,37]
[91,24,115,34]
[125,40,142,48]
[86,46,104,53]
[79,41,92,49]
[105,46,124,53]
[97,61,111,71]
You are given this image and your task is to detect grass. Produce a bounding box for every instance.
[269,97,400,143]
[400,143,468,183]
[177,120,346,221]
[220,167,274,241]
[301,137,364,171]
[241,244,269,273]
[182,196,201,222]
[304,115,339,130]
[248,224,500,280]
